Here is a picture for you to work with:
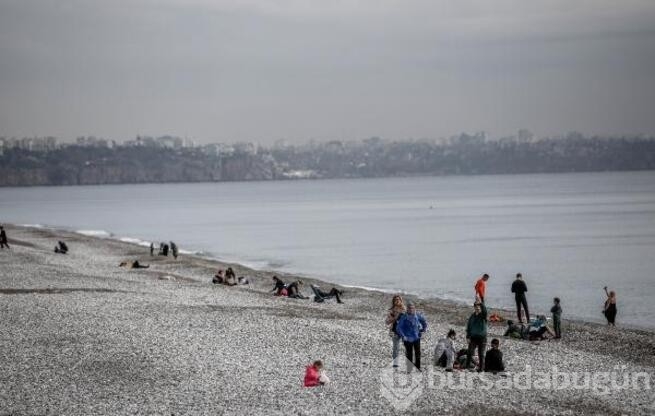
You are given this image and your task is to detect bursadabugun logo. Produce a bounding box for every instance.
[379,358,424,411]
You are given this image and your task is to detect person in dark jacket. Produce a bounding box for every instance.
[396,302,428,372]
[511,273,530,323]
[551,297,562,338]
[0,226,9,249]
[484,338,505,373]
[466,301,488,371]
[310,284,344,304]
[603,286,617,326]
[271,276,286,295]
[54,241,68,254]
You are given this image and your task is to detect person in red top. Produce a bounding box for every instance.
[303,360,330,387]
[475,274,490,303]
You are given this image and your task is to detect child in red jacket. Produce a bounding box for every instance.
[303,360,330,387]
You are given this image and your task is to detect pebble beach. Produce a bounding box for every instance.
[1,224,654,415]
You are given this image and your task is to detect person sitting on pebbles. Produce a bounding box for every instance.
[303,360,330,387]
[271,276,287,296]
[484,338,506,374]
[528,315,555,340]
[54,241,68,254]
[119,260,150,269]
[433,329,457,371]
[287,280,308,299]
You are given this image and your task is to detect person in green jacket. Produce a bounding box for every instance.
[465,301,488,371]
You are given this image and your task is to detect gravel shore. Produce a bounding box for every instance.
[1,225,654,415]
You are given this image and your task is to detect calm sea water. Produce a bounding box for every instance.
[1,172,654,328]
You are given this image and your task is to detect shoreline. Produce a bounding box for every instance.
[10,222,654,333]
[1,224,654,415]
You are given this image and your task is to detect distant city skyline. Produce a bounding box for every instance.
[1,0,654,144]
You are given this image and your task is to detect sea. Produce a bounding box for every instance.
[1,171,654,328]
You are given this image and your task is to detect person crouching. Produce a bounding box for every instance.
[433,329,457,371]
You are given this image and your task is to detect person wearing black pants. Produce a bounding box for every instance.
[0,226,9,249]
[396,302,428,372]
[466,301,488,371]
[403,339,421,370]
[511,273,530,323]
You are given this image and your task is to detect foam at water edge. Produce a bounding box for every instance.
[18,224,46,229]
[76,229,112,238]
[118,237,152,247]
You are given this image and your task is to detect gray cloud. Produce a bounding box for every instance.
[1,0,654,143]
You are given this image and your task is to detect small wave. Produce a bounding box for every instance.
[119,237,152,247]
[19,223,48,229]
[76,229,112,238]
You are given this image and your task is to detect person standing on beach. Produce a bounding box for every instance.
[0,226,9,249]
[396,302,427,372]
[170,241,178,259]
[603,286,617,326]
[466,301,488,371]
[475,274,490,303]
[551,297,562,338]
[149,242,154,256]
[385,295,406,367]
[511,273,529,323]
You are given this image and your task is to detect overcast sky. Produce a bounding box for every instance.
[1,0,654,144]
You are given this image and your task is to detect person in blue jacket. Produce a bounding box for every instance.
[396,302,428,371]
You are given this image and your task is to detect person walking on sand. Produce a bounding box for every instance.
[385,295,406,367]
[603,286,617,326]
[396,302,427,372]
[551,297,562,339]
[0,226,9,249]
[511,273,530,323]
[466,301,488,371]
[475,274,490,303]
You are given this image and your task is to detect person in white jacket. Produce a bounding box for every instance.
[433,329,457,371]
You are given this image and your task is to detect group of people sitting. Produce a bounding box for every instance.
[271,276,344,303]
[53,240,68,254]
[212,267,249,286]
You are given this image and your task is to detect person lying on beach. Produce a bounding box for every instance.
[271,276,287,295]
[484,338,505,374]
[528,315,555,340]
[119,260,150,269]
[54,241,68,254]
[310,284,344,304]
[286,280,308,299]
[303,360,330,387]
[433,329,457,371]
